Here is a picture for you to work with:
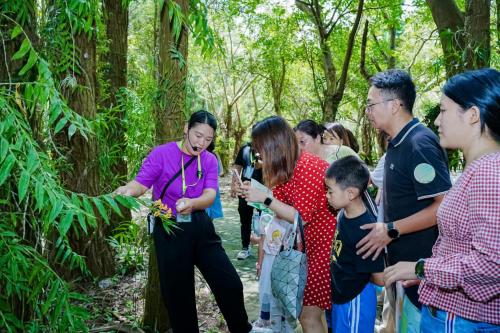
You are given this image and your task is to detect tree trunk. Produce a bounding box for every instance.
[464,0,491,69]
[270,57,286,116]
[154,0,189,145]
[56,26,115,279]
[319,33,337,122]
[144,0,189,330]
[143,242,170,332]
[426,0,465,77]
[102,0,131,232]
[325,0,365,122]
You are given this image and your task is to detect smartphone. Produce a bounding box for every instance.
[232,169,243,185]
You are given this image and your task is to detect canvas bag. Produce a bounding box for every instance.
[270,212,307,320]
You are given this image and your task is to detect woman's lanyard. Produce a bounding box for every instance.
[179,142,202,196]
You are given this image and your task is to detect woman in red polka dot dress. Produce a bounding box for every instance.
[241,116,336,332]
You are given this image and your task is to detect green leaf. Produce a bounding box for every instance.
[34,181,45,211]
[11,38,30,60]
[26,147,38,172]
[48,200,64,224]
[42,282,59,315]
[102,195,123,217]
[82,197,96,228]
[11,25,22,39]
[68,124,77,139]
[54,117,68,134]
[0,155,15,186]
[48,107,63,126]
[59,211,74,236]
[18,49,38,76]
[92,197,109,224]
[0,138,9,164]
[18,170,30,203]
[76,211,87,235]
[115,195,140,210]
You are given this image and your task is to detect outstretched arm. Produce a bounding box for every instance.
[114,180,148,197]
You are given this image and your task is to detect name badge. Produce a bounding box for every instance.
[176,214,192,223]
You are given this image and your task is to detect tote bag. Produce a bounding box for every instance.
[271,212,307,320]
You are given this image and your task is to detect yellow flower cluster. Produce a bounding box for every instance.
[152,199,172,219]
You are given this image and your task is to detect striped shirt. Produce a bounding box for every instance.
[419,153,500,325]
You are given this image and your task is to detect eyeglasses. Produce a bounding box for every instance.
[365,98,397,113]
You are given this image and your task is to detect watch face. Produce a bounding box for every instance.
[388,228,399,239]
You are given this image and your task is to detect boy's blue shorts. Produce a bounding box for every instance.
[331,282,377,333]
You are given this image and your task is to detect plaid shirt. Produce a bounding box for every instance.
[419,153,500,325]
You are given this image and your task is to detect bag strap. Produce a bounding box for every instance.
[286,211,306,252]
[159,156,197,200]
[362,190,378,220]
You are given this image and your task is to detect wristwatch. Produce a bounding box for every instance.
[415,258,426,280]
[387,222,400,239]
[263,197,273,207]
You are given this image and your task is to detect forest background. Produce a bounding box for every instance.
[0,0,498,332]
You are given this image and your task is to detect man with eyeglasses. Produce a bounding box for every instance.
[356,69,451,332]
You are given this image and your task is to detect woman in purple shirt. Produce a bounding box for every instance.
[115,110,251,333]
[384,69,500,332]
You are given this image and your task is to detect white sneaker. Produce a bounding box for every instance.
[251,318,273,333]
[236,248,250,260]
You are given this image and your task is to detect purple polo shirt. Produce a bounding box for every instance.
[135,142,218,216]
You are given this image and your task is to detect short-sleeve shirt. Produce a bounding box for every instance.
[234,143,263,182]
[384,118,451,307]
[135,142,218,216]
[330,210,384,304]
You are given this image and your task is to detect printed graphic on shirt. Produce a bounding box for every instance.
[263,218,291,256]
[414,163,436,184]
[331,229,342,262]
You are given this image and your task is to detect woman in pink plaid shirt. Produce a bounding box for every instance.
[384,68,500,332]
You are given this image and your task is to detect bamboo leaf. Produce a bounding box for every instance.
[76,211,87,235]
[0,155,15,186]
[82,197,97,228]
[18,49,38,76]
[42,281,59,315]
[0,138,9,164]
[48,200,63,224]
[102,195,123,217]
[34,180,45,211]
[18,170,30,203]
[54,117,68,134]
[11,38,30,60]
[68,124,77,139]
[115,195,140,210]
[59,211,74,236]
[11,25,22,39]
[26,147,38,172]
[92,197,109,224]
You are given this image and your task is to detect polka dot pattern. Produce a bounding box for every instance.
[273,151,337,310]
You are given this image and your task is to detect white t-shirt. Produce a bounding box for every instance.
[260,217,293,256]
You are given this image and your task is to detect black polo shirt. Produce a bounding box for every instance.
[383,118,451,307]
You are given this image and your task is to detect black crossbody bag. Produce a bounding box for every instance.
[147,156,196,234]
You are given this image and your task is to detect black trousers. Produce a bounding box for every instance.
[238,197,254,249]
[153,211,251,333]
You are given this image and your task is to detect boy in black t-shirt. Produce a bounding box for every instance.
[325,156,384,333]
